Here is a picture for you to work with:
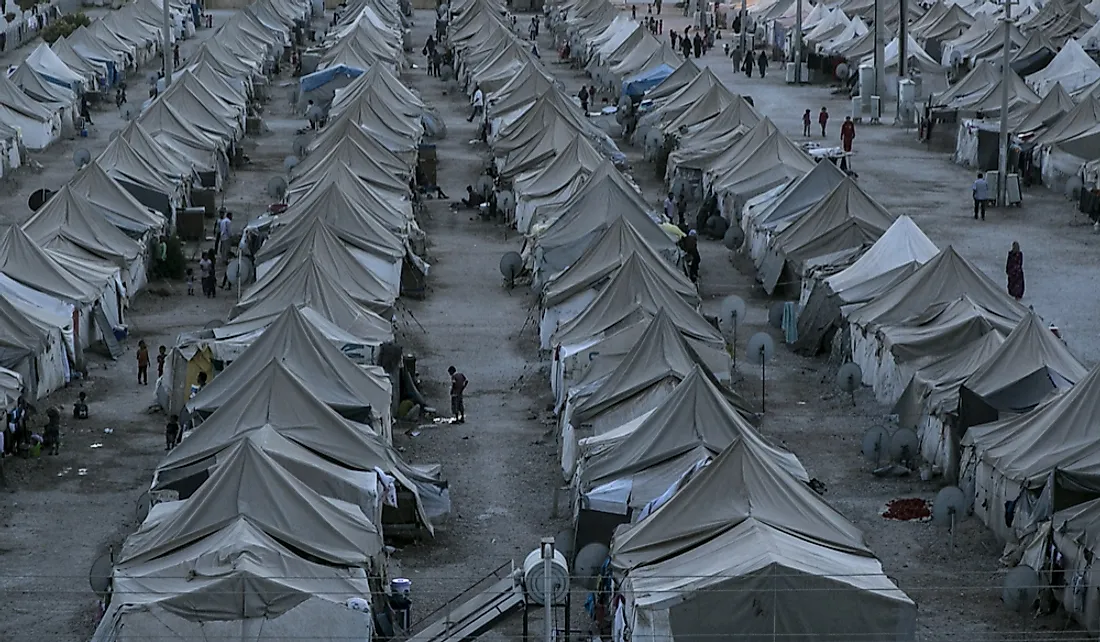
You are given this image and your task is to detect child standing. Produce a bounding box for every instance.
[72,392,89,419]
[137,340,150,385]
[157,345,167,379]
[165,415,180,451]
[186,268,195,295]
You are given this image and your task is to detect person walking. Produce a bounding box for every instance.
[840,116,856,152]
[448,366,468,423]
[578,85,589,113]
[972,172,989,220]
[743,50,754,77]
[467,84,484,122]
[218,212,233,289]
[670,28,677,49]
[802,109,812,136]
[818,107,829,136]
[678,230,701,282]
[137,340,150,386]
[681,29,692,58]
[1006,241,1025,300]
[692,32,703,58]
[757,50,768,78]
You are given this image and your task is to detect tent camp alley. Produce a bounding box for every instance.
[1,0,1100,641]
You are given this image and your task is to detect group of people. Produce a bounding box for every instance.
[665,191,702,282]
[2,396,65,462]
[801,107,857,153]
[671,26,713,59]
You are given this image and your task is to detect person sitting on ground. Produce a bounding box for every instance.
[459,185,485,209]
[72,392,89,420]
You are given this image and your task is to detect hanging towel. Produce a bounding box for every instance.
[782,301,799,344]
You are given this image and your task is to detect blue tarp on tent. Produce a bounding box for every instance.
[623,64,676,98]
[299,64,365,93]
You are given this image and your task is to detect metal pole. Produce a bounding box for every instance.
[163,0,173,85]
[541,537,555,642]
[740,0,747,59]
[997,0,1013,207]
[793,0,802,83]
[873,0,885,103]
[898,0,908,79]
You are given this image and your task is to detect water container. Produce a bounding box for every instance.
[390,578,412,596]
[522,548,569,606]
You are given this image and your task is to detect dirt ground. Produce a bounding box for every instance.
[0,2,1094,642]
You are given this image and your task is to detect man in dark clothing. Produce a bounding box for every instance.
[448,366,468,423]
[692,33,703,58]
[678,230,701,282]
[757,50,768,78]
[80,95,92,125]
[681,30,692,58]
[578,85,589,113]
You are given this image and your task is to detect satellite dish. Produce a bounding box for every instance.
[835,62,850,80]
[499,251,523,289]
[28,188,55,211]
[705,215,728,240]
[837,362,862,405]
[266,176,288,200]
[889,427,919,467]
[88,549,114,598]
[73,148,92,169]
[861,425,890,466]
[768,302,786,329]
[203,319,225,330]
[283,155,300,173]
[932,485,968,547]
[475,173,493,196]
[226,257,254,285]
[496,189,516,213]
[719,295,746,332]
[573,542,610,591]
[747,332,776,413]
[1002,565,1041,613]
[292,136,309,157]
[121,104,138,121]
[148,72,159,86]
[723,224,744,250]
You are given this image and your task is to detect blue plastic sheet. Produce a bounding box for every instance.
[299,64,365,93]
[622,63,675,98]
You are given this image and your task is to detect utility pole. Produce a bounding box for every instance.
[163,0,173,86]
[997,0,1015,207]
[793,0,802,83]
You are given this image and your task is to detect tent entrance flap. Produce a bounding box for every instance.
[93,302,123,359]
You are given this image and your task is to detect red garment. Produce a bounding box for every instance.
[841,120,855,152]
[818,110,829,125]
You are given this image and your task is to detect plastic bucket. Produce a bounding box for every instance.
[390,578,412,596]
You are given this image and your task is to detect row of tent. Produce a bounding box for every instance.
[91,0,451,640]
[0,0,312,405]
[704,0,1100,629]
[446,0,923,638]
[0,0,199,152]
